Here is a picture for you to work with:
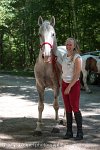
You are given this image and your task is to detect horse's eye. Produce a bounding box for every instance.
[52,33,55,36]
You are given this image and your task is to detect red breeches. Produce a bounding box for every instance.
[62,80,80,113]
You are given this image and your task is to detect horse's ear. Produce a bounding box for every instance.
[38,16,43,26]
[50,16,55,26]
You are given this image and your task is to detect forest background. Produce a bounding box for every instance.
[0,0,99,73]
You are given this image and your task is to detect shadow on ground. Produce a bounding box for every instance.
[0,74,100,150]
[0,114,100,150]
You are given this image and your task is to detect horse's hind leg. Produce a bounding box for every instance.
[53,88,59,120]
[82,70,92,93]
[53,97,59,121]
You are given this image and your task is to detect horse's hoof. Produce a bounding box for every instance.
[58,119,66,126]
[87,90,92,94]
[59,119,64,125]
[33,130,42,136]
[51,127,60,133]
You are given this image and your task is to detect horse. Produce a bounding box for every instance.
[34,16,62,134]
[81,55,100,93]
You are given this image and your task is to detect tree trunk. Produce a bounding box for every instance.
[71,0,78,39]
[0,33,3,65]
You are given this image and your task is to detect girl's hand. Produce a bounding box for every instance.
[64,85,71,95]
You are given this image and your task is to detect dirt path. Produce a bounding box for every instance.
[0,74,100,150]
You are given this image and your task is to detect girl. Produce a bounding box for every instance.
[61,38,83,140]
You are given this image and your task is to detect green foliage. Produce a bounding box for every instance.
[0,0,99,71]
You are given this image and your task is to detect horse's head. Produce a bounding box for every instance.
[85,57,98,72]
[38,16,57,63]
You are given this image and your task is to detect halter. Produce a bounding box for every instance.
[40,41,60,87]
[40,42,53,49]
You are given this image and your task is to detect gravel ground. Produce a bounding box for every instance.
[0,74,100,150]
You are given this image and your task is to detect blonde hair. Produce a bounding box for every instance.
[65,37,80,61]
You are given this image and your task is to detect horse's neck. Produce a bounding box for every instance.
[53,39,57,56]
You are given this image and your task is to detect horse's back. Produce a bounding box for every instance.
[57,46,67,65]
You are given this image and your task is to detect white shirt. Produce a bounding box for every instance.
[62,54,82,83]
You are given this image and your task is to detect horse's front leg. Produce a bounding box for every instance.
[35,84,44,134]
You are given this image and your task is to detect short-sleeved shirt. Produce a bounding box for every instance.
[62,53,82,83]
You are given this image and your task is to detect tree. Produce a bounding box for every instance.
[0,0,99,70]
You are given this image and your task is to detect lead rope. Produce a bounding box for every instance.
[52,55,60,87]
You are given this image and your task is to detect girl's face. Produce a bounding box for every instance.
[66,40,75,52]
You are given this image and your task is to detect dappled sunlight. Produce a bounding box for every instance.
[42,103,64,119]
[0,74,100,150]
[84,116,100,123]
[0,95,38,118]
[82,109,100,117]
[86,103,100,107]
[0,134,13,140]
[0,94,64,119]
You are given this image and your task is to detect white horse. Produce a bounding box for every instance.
[34,16,63,135]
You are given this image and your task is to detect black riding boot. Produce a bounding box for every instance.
[74,111,83,140]
[63,112,73,139]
